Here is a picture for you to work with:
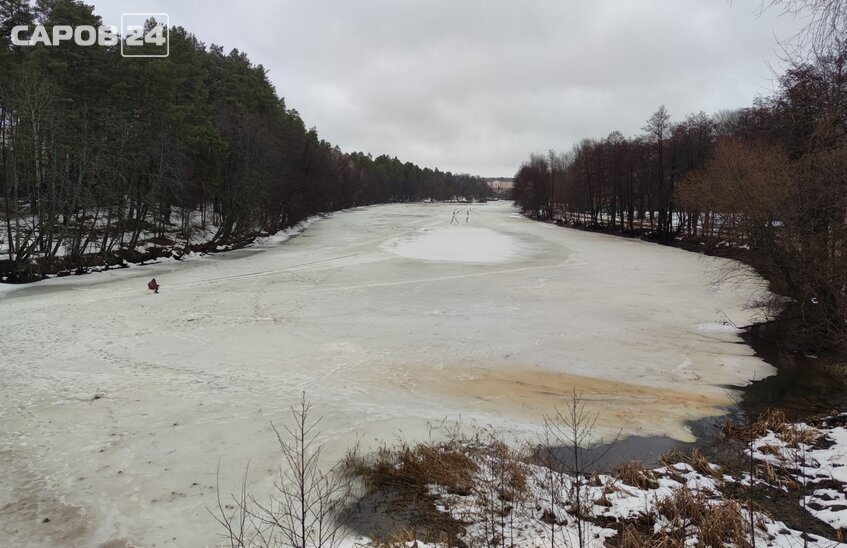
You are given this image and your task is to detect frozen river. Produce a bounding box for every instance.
[0,201,774,546]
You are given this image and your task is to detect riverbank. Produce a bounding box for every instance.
[333,326,847,546]
[0,212,327,284]
[334,409,847,547]
[543,213,847,414]
[553,215,846,350]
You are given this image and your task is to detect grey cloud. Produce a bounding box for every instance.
[94,0,805,176]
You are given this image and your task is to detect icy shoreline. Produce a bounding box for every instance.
[0,212,329,290]
[344,412,847,547]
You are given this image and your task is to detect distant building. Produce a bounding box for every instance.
[486,178,513,200]
[486,178,514,191]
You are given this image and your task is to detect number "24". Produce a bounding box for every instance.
[125,24,166,47]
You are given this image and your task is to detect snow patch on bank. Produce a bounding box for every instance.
[0,213,328,293]
[697,322,743,334]
[251,214,326,248]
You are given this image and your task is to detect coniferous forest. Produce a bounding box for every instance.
[0,1,491,282]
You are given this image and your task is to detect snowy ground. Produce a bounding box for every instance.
[752,415,847,532]
[428,413,847,547]
[396,437,847,548]
[0,202,775,547]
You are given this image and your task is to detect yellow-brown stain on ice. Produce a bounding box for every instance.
[406,365,732,442]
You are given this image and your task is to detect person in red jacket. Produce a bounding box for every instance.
[147,278,160,294]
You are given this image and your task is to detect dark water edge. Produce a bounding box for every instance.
[549,322,847,473]
[543,415,722,473]
[738,323,847,420]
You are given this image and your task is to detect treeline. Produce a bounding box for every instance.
[0,1,491,281]
[514,44,846,352]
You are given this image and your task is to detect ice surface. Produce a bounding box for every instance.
[381,224,522,263]
[0,202,776,546]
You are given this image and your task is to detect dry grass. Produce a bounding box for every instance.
[615,523,644,547]
[757,443,783,457]
[658,448,686,468]
[696,499,749,547]
[615,523,680,548]
[347,437,531,546]
[656,448,719,483]
[354,440,479,497]
[479,439,529,501]
[347,439,479,543]
[612,460,659,490]
[779,423,821,448]
[655,487,709,528]
[366,529,450,547]
[721,409,787,442]
[653,488,750,547]
[721,408,820,448]
[756,458,799,491]
[688,448,716,477]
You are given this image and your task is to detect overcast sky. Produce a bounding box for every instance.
[94,1,807,177]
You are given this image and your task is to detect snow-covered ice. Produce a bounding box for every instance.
[0,202,776,546]
[381,224,522,263]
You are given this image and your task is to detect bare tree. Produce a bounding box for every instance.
[537,389,616,548]
[765,0,847,53]
[212,393,352,548]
